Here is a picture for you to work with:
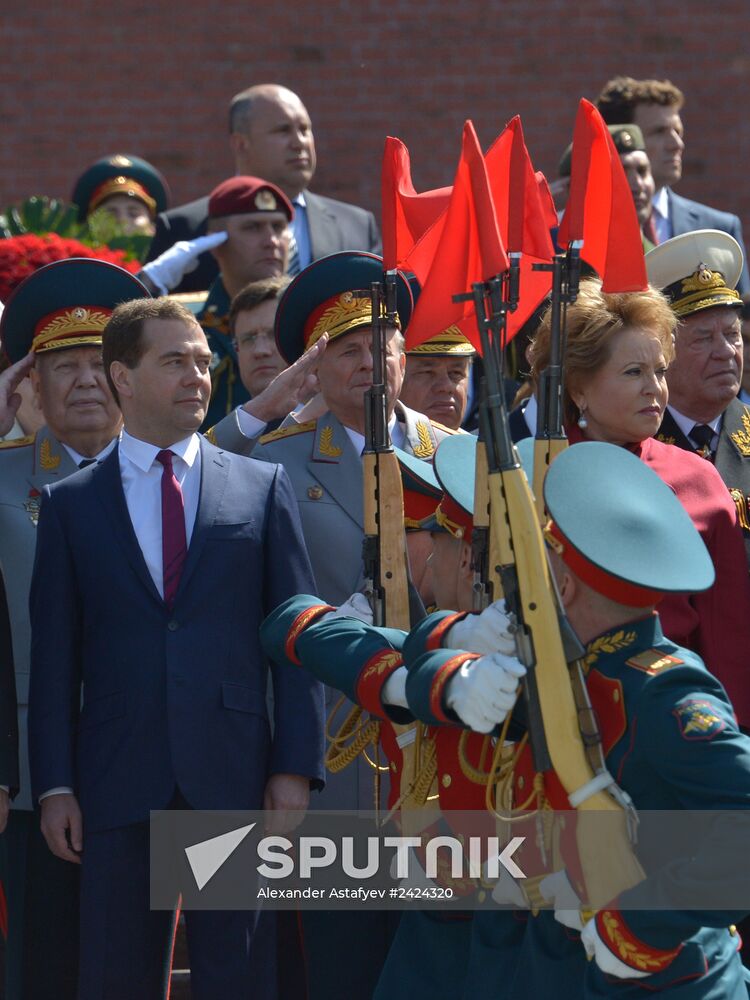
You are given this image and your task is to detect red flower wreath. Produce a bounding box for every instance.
[0,233,140,303]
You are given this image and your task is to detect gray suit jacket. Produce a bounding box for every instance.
[668,189,750,295]
[209,402,454,807]
[0,427,80,809]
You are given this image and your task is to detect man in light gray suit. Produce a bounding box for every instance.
[146,84,381,293]
[0,258,150,1000]
[596,75,750,294]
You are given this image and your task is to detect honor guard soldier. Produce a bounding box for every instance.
[407,441,750,998]
[194,176,294,429]
[261,438,526,1000]
[646,230,750,569]
[72,153,170,237]
[0,258,150,1000]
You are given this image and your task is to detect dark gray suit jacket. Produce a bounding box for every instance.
[146,190,381,292]
[668,189,750,295]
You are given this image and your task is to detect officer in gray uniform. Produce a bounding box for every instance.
[0,258,150,1000]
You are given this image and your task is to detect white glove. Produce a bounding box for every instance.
[539,869,584,931]
[445,600,516,655]
[319,593,373,625]
[581,917,650,980]
[381,666,408,709]
[445,652,526,733]
[141,232,228,293]
[491,865,526,907]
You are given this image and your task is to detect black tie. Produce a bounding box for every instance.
[689,424,714,458]
[78,459,96,469]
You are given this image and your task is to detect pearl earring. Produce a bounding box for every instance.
[577,408,588,430]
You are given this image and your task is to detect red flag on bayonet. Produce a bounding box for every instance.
[476,116,555,340]
[405,121,508,351]
[381,136,451,270]
[557,99,648,292]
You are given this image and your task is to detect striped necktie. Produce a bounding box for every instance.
[287,231,301,277]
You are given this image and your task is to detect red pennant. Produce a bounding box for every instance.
[483,118,556,340]
[558,99,648,292]
[405,122,508,351]
[381,137,451,270]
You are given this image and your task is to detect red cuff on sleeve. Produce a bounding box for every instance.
[596,909,682,974]
[426,612,470,651]
[429,652,481,723]
[284,604,335,665]
[354,650,404,718]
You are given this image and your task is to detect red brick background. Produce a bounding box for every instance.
[2,1,749,234]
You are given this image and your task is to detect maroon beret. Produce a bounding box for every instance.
[207,176,294,221]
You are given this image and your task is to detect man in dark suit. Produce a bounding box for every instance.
[27,297,324,1000]
[596,75,750,294]
[145,83,380,292]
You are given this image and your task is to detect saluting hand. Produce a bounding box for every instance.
[242,333,328,425]
[40,792,83,864]
[0,352,34,437]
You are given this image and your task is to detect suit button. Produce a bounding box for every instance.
[441,774,451,788]
[167,621,179,631]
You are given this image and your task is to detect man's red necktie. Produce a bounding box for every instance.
[156,450,187,607]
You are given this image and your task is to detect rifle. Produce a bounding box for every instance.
[455,275,644,909]
[360,273,436,831]
[531,242,582,521]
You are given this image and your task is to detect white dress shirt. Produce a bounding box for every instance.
[118,430,201,597]
[651,187,672,245]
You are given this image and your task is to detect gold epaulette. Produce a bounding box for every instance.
[259,420,317,445]
[0,433,35,450]
[625,649,684,675]
[203,426,218,445]
[429,419,460,436]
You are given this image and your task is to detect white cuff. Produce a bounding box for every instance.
[39,786,74,801]
[236,407,268,440]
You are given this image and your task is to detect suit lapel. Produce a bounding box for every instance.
[92,446,164,605]
[174,439,229,602]
[654,409,694,452]
[305,191,339,260]
[307,414,363,530]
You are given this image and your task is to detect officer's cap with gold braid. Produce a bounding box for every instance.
[406,326,475,357]
[274,251,414,364]
[72,154,170,222]
[402,273,474,357]
[1,258,151,364]
[645,230,743,318]
[543,441,714,606]
[394,447,442,530]
[414,433,478,541]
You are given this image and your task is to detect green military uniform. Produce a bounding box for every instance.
[197,277,250,429]
[405,441,750,998]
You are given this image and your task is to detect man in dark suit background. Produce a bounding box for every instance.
[145,83,381,292]
[28,297,324,999]
[596,75,750,294]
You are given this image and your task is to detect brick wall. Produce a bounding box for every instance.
[2,1,749,236]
